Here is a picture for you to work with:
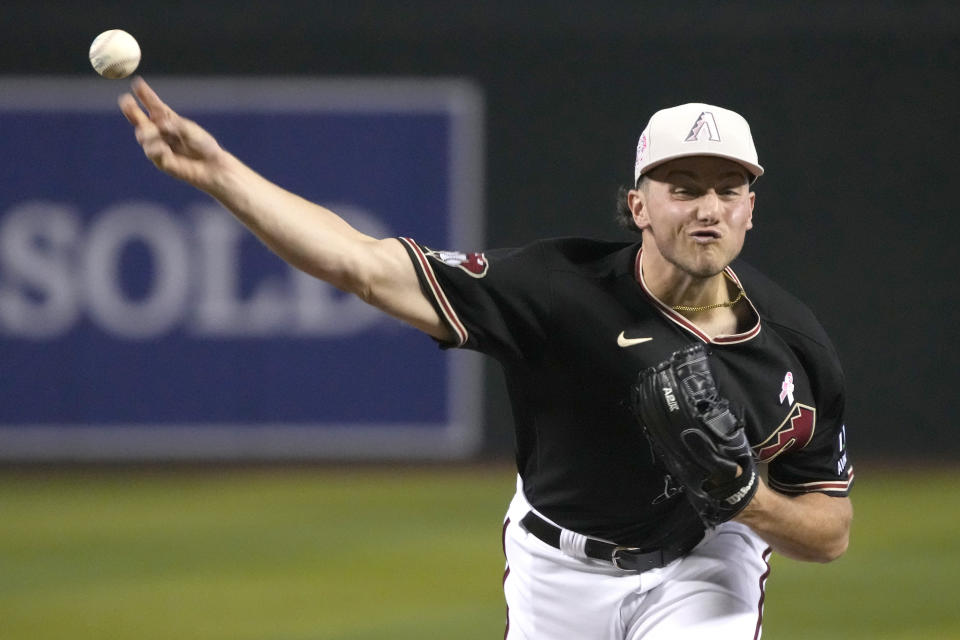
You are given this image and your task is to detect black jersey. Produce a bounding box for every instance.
[400,236,853,548]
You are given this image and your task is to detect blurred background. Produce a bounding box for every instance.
[1,1,958,638]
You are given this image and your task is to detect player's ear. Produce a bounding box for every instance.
[628,188,650,230]
[746,191,756,230]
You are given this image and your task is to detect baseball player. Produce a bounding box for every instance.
[119,79,853,639]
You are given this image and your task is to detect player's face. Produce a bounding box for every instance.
[630,156,755,279]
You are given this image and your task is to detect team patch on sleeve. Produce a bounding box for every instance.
[422,248,489,277]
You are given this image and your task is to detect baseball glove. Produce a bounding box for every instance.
[631,343,758,527]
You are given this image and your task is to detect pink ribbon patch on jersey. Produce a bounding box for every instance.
[779,372,795,405]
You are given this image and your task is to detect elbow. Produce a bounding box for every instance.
[786,497,853,563]
[786,529,849,564]
[815,506,854,563]
[816,531,850,563]
[327,254,377,302]
[341,238,399,305]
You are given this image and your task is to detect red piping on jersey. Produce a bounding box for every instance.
[634,248,762,345]
[400,237,469,347]
[502,518,511,640]
[768,466,855,495]
[754,547,773,640]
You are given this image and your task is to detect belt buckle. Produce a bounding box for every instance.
[611,545,644,571]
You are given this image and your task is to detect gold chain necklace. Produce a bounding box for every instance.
[671,273,745,313]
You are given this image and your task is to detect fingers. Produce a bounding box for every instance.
[117,90,169,169]
[118,92,146,126]
[117,77,220,185]
[118,77,173,159]
[118,77,176,128]
[131,76,175,122]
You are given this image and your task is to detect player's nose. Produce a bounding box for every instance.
[695,191,722,222]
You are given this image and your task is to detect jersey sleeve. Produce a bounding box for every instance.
[766,327,854,497]
[398,238,551,362]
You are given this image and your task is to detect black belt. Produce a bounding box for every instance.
[520,511,703,573]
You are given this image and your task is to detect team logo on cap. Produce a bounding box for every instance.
[425,248,489,278]
[683,111,721,143]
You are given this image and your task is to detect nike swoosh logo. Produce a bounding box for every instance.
[617,332,653,348]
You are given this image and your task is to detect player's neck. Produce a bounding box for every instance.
[678,301,753,338]
[639,248,750,337]
[639,249,730,309]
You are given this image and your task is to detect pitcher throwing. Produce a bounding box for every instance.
[119,80,853,639]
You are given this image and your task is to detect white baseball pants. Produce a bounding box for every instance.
[502,477,772,640]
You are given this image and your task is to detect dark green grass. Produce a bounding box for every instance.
[763,466,960,640]
[0,464,956,639]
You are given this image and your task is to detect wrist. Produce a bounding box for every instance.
[206,150,248,200]
[732,477,770,524]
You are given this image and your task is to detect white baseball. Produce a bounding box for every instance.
[89,29,141,79]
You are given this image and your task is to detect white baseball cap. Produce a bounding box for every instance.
[633,103,764,184]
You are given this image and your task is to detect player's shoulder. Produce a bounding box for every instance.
[734,260,847,411]
[731,259,834,351]
[518,236,637,277]
[410,236,635,286]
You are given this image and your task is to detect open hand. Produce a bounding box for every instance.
[118,77,225,189]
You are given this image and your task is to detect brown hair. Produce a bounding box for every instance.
[614,176,648,236]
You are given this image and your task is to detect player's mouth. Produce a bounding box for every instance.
[689,228,721,243]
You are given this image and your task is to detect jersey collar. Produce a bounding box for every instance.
[634,247,761,345]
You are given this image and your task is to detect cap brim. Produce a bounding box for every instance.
[639,153,764,182]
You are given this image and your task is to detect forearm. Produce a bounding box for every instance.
[734,481,852,563]
[204,152,451,337]
[120,77,449,339]
[207,150,376,293]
